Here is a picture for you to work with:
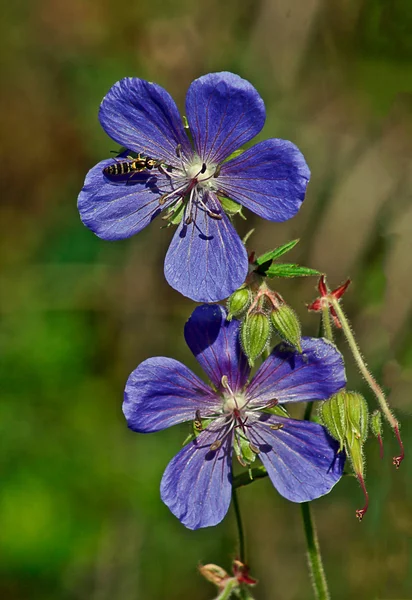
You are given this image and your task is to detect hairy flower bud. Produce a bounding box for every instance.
[227,287,251,320]
[270,305,302,352]
[241,311,270,366]
[345,391,369,446]
[319,392,347,451]
[371,410,384,459]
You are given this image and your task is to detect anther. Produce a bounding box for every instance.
[201,163,207,174]
[210,440,222,451]
[269,423,284,430]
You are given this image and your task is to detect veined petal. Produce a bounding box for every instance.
[246,337,346,408]
[248,414,345,502]
[164,192,248,302]
[217,139,310,221]
[185,72,265,165]
[78,159,174,240]
[160,420,233,529]
[123,357,220,433]
[184,304,250,392]
[99,78,192,168]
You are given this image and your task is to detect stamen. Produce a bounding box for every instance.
[221,375,234,397]
[210,440,222,451]
[269,423,284,430]
[249,442,259,454]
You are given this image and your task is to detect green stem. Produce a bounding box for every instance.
[330,298,404,467]
[301,502,330,600]
[232,487,246,563]
[321,303,333,342]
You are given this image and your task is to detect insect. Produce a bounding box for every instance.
[103,154,164,178]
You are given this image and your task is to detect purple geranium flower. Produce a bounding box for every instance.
[123,305,346,530]
[78,72,310,302]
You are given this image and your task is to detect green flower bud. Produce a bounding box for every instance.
[241,311,270,366]
[345,391,369,445]
[371,410,382,438]
[319,392,347,451]
[227,287,251,320]
[270,305,302,352]
[348,436,365,477]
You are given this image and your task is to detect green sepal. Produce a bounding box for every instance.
[345,392,369,445]
[227,287,251,320]
[262,263,321,278]
[162,201,185,227]
[319,392,347,451]
[234,434,257,466]
[240,311,271,366]
[223,148,245,162]
[263,404,290,418]
[255,239,300,265]
[370,410,383,438]
[270,305,302,352]
[219,196,246,220]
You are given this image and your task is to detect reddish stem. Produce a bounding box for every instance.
[355,474,369,522]
[377,434,384,460]
[393,424,405,468]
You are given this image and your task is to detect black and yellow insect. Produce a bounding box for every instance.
[103,154,163,177]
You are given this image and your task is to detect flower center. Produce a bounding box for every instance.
[186,160,217,187]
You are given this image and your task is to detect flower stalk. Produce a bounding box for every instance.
[301,502,330,600]
[330,298,404,468]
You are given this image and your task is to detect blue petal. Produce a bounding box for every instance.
[248,414,345,502]
[246,338,346,408]
[185,72,265,165]
[160,420,233,529]
[164,192,248,302]
[99,78,192,168]
[184,304,250,392]
[123,357,220,433]
[78,159,175,240]
[217,139,310,221]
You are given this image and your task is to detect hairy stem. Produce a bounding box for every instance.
[321,303,334,342]
[330,298,404,467]
[301,502,330,600]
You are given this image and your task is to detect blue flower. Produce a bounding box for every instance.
[78,72,310,302]
[123,305,346,530]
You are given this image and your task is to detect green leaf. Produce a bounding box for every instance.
[264,263,321,278]
[255,239,300,265]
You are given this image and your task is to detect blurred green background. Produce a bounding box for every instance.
[1,0,412,598]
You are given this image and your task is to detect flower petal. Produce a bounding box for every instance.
[78,159,175,240]
[217,139,310,221]
[123,357,220,433]
[246,337,346,408]
[185,72,265,165]
[184,304,250,392]
[99,78,192,168]
[160,421,233,529]
[248,414,345,502]
[164,192,248,302]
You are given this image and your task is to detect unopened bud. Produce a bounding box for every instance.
[227,287,251,320]
[270,305,302,352]
[345,392,369,445]
[319,392,347,451]
[371,410,384,459]
[199,564,230,588]
[241,311,270,366]
[371,410,382,438]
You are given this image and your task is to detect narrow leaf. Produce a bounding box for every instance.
[264,263,321,278]
[255,239,300,265]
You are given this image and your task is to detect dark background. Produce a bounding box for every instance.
[1,0,412,598]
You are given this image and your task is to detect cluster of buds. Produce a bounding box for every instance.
[319,391,370,520]
[199,560,257,600]
[227,279,302,366]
